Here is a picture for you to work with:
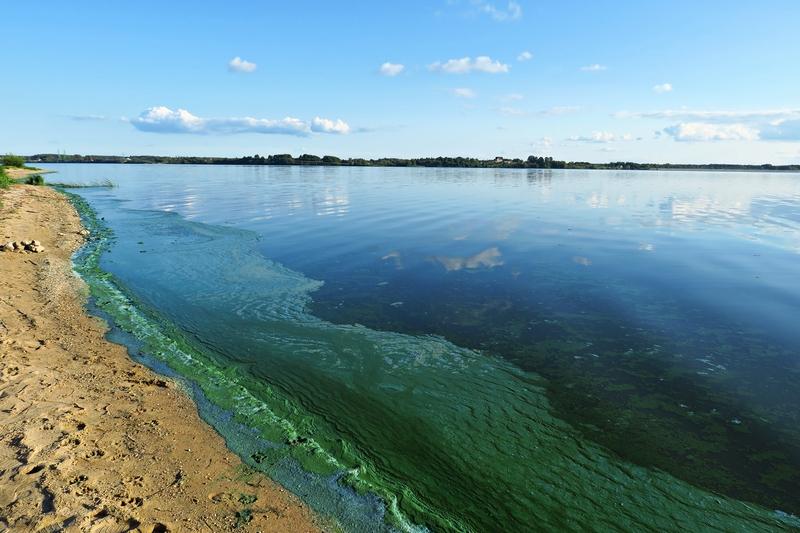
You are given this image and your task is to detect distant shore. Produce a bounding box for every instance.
[0,184,322,531]
[26,153,800,172]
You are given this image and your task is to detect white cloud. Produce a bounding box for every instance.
[541,105,581,116]
[533,137,553,150]
[761,119,800,141]
[429,56,510,74]
[581,64,607,72]
[310,116,351,134]
[568,131,635,143]
[451,87,477,99]
[617,108,800,123]
[662,122,759,142]
[652,83,673,94]
[228,56,257,73]
[379,62,405,77]
[495,104,580,117]
[620,108,800,142]
[131,106,349,136]
[517,50,533,62]
[474,1,522,21]
[500,93,524,102]
[67,114,107,121]
[497,106,526,116]
[131,107,206,133]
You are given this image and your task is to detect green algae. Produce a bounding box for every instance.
[64,190,800,532]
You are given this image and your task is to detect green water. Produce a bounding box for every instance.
[62,172,800,532]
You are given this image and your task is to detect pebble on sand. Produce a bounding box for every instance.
[1,239,46,253]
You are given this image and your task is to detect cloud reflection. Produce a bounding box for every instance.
[381,250,404,269]
[433,247,504,271]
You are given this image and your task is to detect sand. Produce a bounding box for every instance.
[3,167,55,181]
[0,185,323,532]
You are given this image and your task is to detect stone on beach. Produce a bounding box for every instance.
[0,239,46,253]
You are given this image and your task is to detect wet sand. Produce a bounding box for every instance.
[0,184,323,532]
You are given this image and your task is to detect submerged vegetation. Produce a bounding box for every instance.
[25,152,800,171]
[49,179,116,189]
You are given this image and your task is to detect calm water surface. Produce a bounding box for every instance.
[48,164,800,531]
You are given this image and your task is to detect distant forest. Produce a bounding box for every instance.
[25,153,800,171]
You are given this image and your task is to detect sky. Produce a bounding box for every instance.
[2,0,800,164]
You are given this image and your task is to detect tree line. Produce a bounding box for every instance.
[23,153,800,171]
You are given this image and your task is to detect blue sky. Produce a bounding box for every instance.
[3,0,800,163]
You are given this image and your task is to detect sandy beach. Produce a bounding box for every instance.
[0,184,322,531]
[3,167,55,180]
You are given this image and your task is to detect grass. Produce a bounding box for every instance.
[0,166,12,189]
[234,509,253,528]
[0,167,10,209]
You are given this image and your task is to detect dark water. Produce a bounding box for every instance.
[49,164,800,531]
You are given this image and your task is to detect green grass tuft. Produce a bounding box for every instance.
[0,166,12,189]
[234,509,253,528]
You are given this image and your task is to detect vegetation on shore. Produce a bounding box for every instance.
[25,153,800,171]
[0,166,11,189]
[1,153,46,190]
[2,154,26,168]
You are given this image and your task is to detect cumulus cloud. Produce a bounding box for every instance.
[130,106,349,136]
[653,83,673,93]
[581,64,607,72]
[131,107,206,133]
[474,1,522,21]
[568,131,635,143]
[228,56,257,73]
[517,50,533,62]
[662,122,759,142]
[618,107,800,142]
[310,116,351,134]
[429,56,510,74]
[451,87,477,99]
[616,108,800,123]
[379,62,405,77]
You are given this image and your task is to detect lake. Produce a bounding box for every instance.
[47,163,800,531]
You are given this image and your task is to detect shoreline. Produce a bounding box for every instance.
[3,167,56,180]
[0,184,323,532]
[29,160,800,173]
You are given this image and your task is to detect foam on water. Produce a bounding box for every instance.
[67,190,799,532]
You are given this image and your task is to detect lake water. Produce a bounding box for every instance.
[46,163,800,531]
